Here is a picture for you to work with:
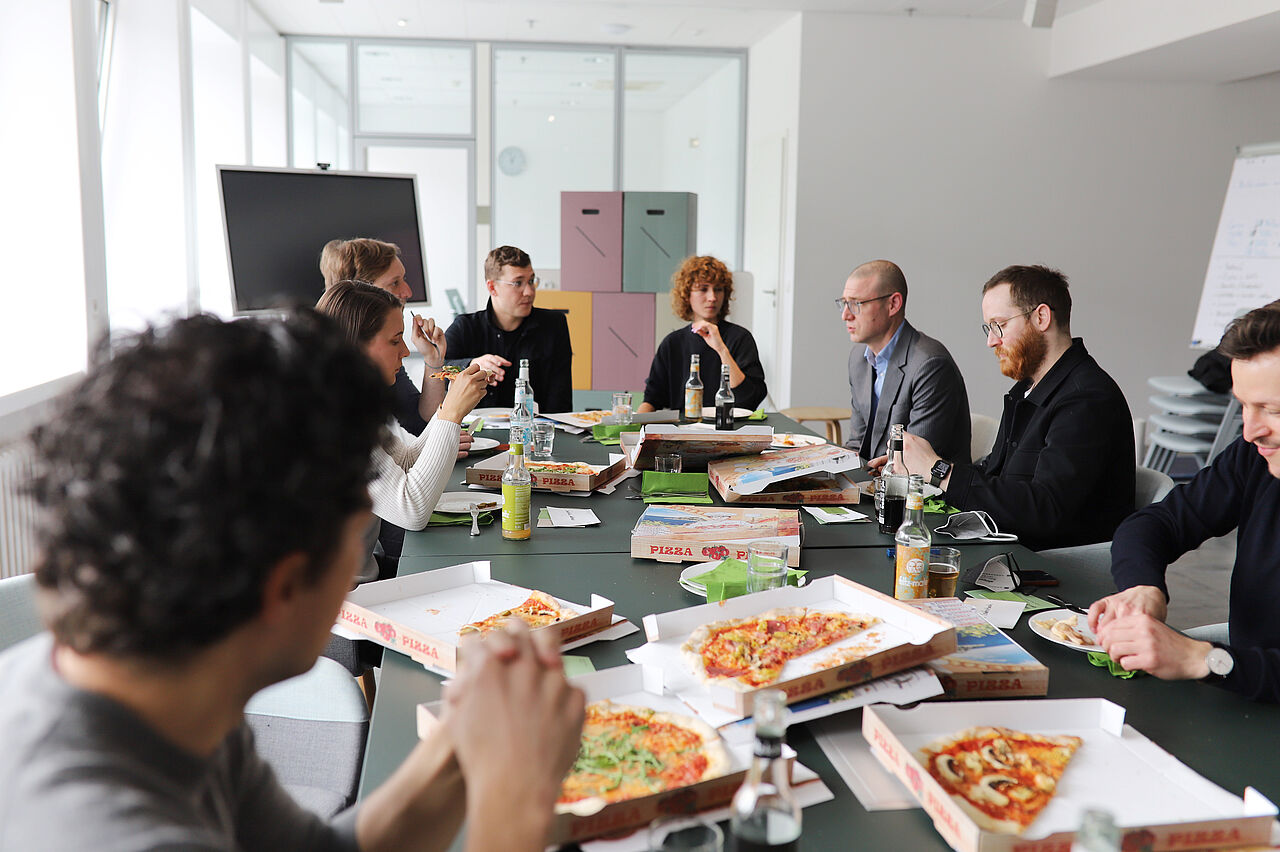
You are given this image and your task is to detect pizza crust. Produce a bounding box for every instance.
[458,590,578,637]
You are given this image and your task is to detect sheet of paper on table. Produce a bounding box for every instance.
[961,596,1026,629]
[803,505,870,524]
[545,507,601,527]
[811,712,918,811]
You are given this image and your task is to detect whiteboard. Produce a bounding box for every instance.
[1190,144,1280,347]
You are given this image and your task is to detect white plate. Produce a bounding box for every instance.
[770,433,827,449]
[467,407,512,422]
[468,436,500,452]
[701,406,753,420]
[434,491,504,514]
[678,560,721,595]
[1028,608,1103,653]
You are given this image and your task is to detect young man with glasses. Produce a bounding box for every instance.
[839,260,970,463]
[443,245,573,412]
[890,264,1134,550]
[1088,301,1280,701]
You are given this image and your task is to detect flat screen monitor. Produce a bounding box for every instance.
[218,165,429,314]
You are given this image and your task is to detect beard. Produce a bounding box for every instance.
[995,324,1048,382]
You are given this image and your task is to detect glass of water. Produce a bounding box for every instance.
[530,421,555,460]
[655,453,683,474]
[746,540,789,593]
[612,391,633,425]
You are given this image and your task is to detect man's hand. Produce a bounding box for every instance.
[438,365,490,424]
[471,354,510,384]
[690,320,726,355]
[900,432,943,481]
[1087,585,1167,633]
[1095,612,1213,680]
[411,314,447,368]
[456,431,473,459]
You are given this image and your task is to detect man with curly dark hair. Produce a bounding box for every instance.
[639,255,768,413]
[0,312,584,851]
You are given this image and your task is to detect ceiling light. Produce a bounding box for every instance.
[601,23,631,36]
[547,114,556,123]
[396,18,407,27]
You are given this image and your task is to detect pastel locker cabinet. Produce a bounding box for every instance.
[622,192,697,293]
[592,293,655,391]
[560,191,623,292]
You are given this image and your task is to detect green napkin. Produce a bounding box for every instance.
[692,558,807,603]
[591,422,643,445]
[562,655,596,677]
[427,510,495,527]
[642,471,713,504]
[965,590,1056,612]
[923,496,959,515]
[748,409,767,420]
[1087,651,1142,679]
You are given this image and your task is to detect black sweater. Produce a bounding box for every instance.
[1111,436,1280,702]
[443,302,573,413]
[642,321,768,412]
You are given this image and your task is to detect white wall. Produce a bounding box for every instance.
[787,13,1280,422]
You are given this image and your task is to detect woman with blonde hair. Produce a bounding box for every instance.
[638,255,768,413]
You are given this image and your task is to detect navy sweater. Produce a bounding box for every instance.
[1111,436,1280,702]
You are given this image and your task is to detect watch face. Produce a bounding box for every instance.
[1207,647,1233,676]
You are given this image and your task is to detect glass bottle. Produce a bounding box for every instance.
[683,354,703,422]
[894,474,930,600]
[730,689,801,851]
[510,378,533,449]
[876,423,909,534]
[715,364,735,430]
[501,442,532,541]
[517,358,538,416]
[1071,809,1121,852]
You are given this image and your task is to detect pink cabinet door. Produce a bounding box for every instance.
[560,191,623,292]
[591,292,655,391]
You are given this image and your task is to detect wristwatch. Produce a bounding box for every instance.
[1203,643,1234,681]
[929,458,953,488]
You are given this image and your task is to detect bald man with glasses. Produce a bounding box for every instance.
[840,260,971,464]
[444,245,573,412]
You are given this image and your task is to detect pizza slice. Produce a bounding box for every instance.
[428,365,463,381]
[557,700,731,815]
[918,726,1082,834]
[681,607,881,690]
[458,590,577,637]
[526,461,598,475]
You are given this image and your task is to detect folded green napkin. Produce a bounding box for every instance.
[692,558,807,603]
[562,655,596,677]
[591,422,643,445]
[923,496,959,515]
[642,470,713,504]
[427,510,495,527]
[748,409,767,420]
[964,590,1056,612]
[1087,651,1142,679]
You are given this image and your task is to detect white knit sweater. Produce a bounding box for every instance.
[368,418,462,531]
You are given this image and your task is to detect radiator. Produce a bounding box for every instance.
[0,442,38,579]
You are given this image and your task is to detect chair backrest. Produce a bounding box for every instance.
[0,573,42,652]
[1135,465,1175,507]
[970,413,999,462]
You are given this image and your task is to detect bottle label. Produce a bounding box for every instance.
[684,388,703,420]
[501,482,531,536]
[894,546,929,600]
[906,492,924,511]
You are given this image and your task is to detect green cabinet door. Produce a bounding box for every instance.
[622,192,697,293]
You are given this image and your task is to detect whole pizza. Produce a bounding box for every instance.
[526,462,598,475]
[918,726,1082,834]
[458,591,577,637]
[557,700,731,815]
[681,607,881,691]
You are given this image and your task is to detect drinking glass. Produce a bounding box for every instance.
[656,453,683,474]
[648,816,723,852]
[746,540,789,593]
[530,421,555,460]
[927,546,961,598]
[612,391,633,425]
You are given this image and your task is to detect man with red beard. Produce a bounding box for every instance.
[896,264,1134,549]
[1087,301,1280,701]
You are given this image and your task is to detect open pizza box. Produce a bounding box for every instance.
[414,664,793,847]
[708,444,870,505]
[863,698,1278,852]
[620,424,773,471]
[625,575,955,722]
[465,452,627,493]
[630,504,803,566]
[335,560,614,675]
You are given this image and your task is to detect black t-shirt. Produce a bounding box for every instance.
[443,302,573,413]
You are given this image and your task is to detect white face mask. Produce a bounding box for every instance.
[970,552,1023,593]
[933,510,1019,542]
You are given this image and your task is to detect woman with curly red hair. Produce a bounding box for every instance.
[638,255,768,413]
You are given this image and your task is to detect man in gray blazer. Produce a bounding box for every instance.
[840,260,972,464]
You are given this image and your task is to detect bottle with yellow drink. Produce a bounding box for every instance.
[501,442,532,541]
[893,474,929,600]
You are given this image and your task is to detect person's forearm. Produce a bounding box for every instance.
[419,378,447,422]
[356,732,465,852]
[718,347,745,388]
[637,401,655,413]
[463,778,557,852]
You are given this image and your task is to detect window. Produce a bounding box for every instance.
[357,43,472,136]
[290,41,350,170]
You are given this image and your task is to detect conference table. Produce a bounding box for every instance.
[357,415,1280,849]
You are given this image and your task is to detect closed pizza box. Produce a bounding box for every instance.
[627,575,956,720]
[708,445,870,505]
[904,598,1049,700]
[863,699,1278,852]
[464,452,626,493]
[630,504,803,566]
[335,560,614,675]
[620,424,773,471]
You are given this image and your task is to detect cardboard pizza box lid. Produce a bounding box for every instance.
[620,424,773,471]
[708,444,866,496]
[465,452,626,493]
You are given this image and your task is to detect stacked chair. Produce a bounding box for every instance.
[1142,376,1235,477]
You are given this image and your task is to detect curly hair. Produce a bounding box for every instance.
[670,256,733,322]
[315,279,403,346]
[27,311,391,660]
[484,245,532,281]
[1219,299,1280,360]
[319,238,401,289]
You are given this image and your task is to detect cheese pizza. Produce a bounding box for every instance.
[526,461,598,475]
[458,590,577,637]
[918,726,1082,834]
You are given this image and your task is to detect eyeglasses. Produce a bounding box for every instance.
[981,307,1038,339]
[493,276,540,290]
[833,294,891,316]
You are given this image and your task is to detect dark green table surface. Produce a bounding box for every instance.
[357,543,1280,850]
